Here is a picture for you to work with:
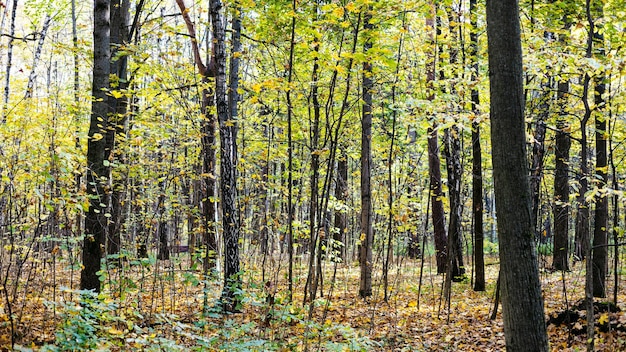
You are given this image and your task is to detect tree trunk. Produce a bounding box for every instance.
[428,125,447,274]
[592,66,607,298]
[425,8,447,274]
[305,42,321,302]
[1,0,18,122]
[105,0,131,257]
[334,148,348,261]
[359,7,373,299]
[486,0,549,350]
[470,0,484,292]
[174,0,218,272]
[81,0,111,292]
[444,127,465,281]
[552,93,571,271]
[211,0,241,312]
[24,13,52,99]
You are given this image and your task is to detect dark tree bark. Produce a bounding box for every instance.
[470,0,484,291]
[285,0,297,302]
[105,0,131,256]
[442,8,464,283]
[428,126,447,274]
[444,127,465,281]
[550,0,572,275]
[553,92,571,271]
[592,47,607,298]
[486,0,549,350]
[305,42,322,302]
[359,6,373,299]
[211,0,241,311]
[425,9,447,274]
[81,0,111,292]
[575,120,590,262]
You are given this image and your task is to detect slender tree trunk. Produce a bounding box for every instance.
[425,7,447,274]
[486,0,549,349]
[383,9,405,301]
[71,0,83,255]
[24,13,52,99]
[428,126,447,274]
[334,148,348,261]
[591,0,607,298]
[444,127,465,281]
[285,0,296,302]
[359,7,374,299]
[306,42,321,302]
[81,0,111,292]
[175,0,218,271]
[1,0,17,122]
[553,83,571,271]
[470,0,484,292]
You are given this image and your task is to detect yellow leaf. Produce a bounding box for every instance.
[110,90,123,99]
[599,313,609,325]
[92,133,104,141]
[407,300,417,308]
[332,6,344,18]
[251,83,262,94]
[108,327,124,335]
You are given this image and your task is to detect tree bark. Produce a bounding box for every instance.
[105,0,131,257]
[486,0,549,350]
[359,6,373,299]
[1,0,17,122]
[334,148,348,261]
[81,0,111,292]
[444,127,465,281]
[428,125,447,274]
[470,0,484,292]
[553,94,570,271]
[591,0,607,298]
[211,0,241,311]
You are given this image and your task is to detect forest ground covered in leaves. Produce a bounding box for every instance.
[2,252,626,351]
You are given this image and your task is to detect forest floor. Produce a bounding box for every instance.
[1,253,626,351]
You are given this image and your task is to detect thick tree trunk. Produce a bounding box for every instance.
[486,0,549,350]
[211,0,241,311]
[550,0,572,275]
[81,0,111,292]
[105,0,131,256]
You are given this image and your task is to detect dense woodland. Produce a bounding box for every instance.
[0,0,625,350]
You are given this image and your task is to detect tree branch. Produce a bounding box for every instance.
[174,0,208,77]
